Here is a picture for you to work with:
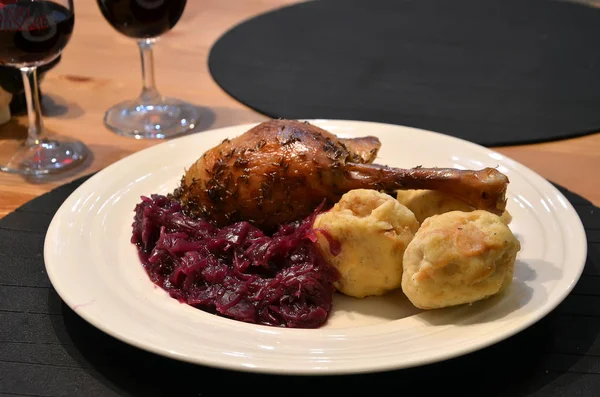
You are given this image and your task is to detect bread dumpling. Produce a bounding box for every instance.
[401,210,520,310]
[313,189,419,298]
[396,189,512,224]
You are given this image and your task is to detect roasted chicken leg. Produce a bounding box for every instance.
[177,120,508,231]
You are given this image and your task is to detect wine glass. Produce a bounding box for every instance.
[97,0,199,139]
[0,0,88,175]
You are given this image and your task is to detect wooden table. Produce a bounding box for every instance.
[0,0,599,218]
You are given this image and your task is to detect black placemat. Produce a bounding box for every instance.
[208,0,600,147]
[1,174,599,397]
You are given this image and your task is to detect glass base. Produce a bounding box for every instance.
[103,97,200,139]
[0,135,88,176]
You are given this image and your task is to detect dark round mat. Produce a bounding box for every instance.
[208,0,600,147]
[1,173,599,395]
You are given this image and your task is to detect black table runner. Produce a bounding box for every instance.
[208,0,600,147]
[0,174,599,396]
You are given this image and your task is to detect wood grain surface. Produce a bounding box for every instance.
[0,0,598,218]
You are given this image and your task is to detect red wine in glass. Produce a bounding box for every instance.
[97,0,186,39]
[96,0,199,139]
[0,1,74,66]
[0,0,88,175]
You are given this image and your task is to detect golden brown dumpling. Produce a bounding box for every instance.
[396,189,512,224]
[401,210,520,310]
[313,189,419,298]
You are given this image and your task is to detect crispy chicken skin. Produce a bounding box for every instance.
[178,120,380,230]
[177,120,508,231]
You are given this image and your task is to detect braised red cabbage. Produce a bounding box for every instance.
[131,194,339,328]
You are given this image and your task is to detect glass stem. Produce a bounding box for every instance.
[138,38,161,103]
[20,67,46,146]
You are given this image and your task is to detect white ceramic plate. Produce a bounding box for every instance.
[44,120,587,375]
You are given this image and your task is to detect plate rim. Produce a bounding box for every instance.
[43,119,588,375]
